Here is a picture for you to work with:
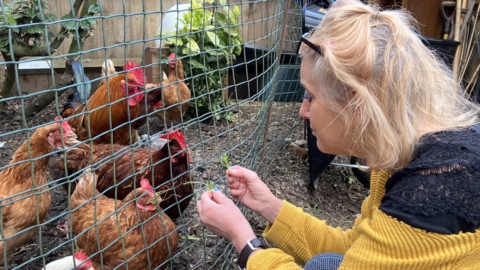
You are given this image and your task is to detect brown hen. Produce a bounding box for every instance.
[0,118,76,264]
[154,53,191,128]
[57,129,193,220]
[71,174,178,270]
[66,60,163,145]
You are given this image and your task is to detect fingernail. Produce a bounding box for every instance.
[214,186,219,192]
[230,167,235,171]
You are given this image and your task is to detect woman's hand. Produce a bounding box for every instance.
[196,189,256,253]
[227,166,283,224]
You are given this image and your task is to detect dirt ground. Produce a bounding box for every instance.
[0,92,367,269]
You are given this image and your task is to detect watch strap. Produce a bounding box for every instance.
[237,238,266,269]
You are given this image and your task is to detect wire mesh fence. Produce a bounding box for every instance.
[0,0,306,269]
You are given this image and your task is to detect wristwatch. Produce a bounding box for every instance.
[237,238,267,269]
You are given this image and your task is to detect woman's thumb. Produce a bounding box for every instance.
[228,166,257,181]
[212,189,227,203]
[227,165,245,176]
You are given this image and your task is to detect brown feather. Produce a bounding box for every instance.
[66,74,141,145]
[155,60,191,124]
[58,137,193,220]
[71,172,178,270]
[0,123,73,264]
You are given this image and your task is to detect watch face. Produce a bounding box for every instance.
[249,238,266,249]
[238,238,267,269]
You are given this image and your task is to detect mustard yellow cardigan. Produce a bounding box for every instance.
[247,170,480,269]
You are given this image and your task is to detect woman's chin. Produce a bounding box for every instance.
[315,140,325,152]
[316,140,332,155]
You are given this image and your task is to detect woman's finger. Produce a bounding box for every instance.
[230,189,242,197]
[228,180,239,189]
[211,190,227,204]
[230,165,242,171]
[196,200,202,214]
[226,166,244,177]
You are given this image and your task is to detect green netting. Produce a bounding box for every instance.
[0,0,307,269]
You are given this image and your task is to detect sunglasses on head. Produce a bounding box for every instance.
[296,32,323,56]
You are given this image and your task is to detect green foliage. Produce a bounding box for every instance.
[0,0,99,53]
[157,0,243,120]
[184,180,215,192]
[306,204,320,213]
[347,175,354,185]
[219,153,231,169]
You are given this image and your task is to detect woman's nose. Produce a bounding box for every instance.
[299,99,309,119]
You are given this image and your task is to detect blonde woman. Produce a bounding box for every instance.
[196,0,480,269]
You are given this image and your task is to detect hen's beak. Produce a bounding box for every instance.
[66,131,77,139]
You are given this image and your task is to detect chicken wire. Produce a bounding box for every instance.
[0,0,306,269]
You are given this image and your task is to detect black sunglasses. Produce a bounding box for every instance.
[296,32,323,56]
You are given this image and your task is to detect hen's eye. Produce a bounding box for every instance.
[128,79,133,84]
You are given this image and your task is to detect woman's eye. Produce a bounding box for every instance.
[303,92,313,103]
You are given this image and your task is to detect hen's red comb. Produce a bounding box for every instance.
[55,116,73,134]
[159,128,186,149]
[74,250,89,261]
[140,178,153,191]
[123,59,145,83]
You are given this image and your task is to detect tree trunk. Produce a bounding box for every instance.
[0,0,86,114]
[23,60,75,117]
[0,54,17,112]
[23,0,97,118]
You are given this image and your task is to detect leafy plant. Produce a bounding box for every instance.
[0,0,99,114]
[0,0,99,53]
[158,0,243,120]
[219,153,231,170]
[184,180,216,192]
[346,175,354,185]
[306,204,319,213]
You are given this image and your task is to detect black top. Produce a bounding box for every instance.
[379,126,480,235]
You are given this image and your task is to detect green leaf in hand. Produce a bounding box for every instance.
[219,153,231,169]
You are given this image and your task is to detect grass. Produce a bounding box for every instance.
[306,204,320,213]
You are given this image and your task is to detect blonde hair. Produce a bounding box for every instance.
[301,0,480,171]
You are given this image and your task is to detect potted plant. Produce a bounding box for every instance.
[158,0,242,121]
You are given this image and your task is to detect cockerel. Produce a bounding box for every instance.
[99,59,116,87]
[98,59,164,142]
[154,53,191,128]
[71,175,178,270]
[57,129,193,220]
[65,59,163,145]
[0,118,76,265]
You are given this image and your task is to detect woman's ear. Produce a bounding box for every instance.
[347,89,357,102]
[347,89,361,124]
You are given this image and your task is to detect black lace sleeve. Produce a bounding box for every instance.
[379,128,480,235]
